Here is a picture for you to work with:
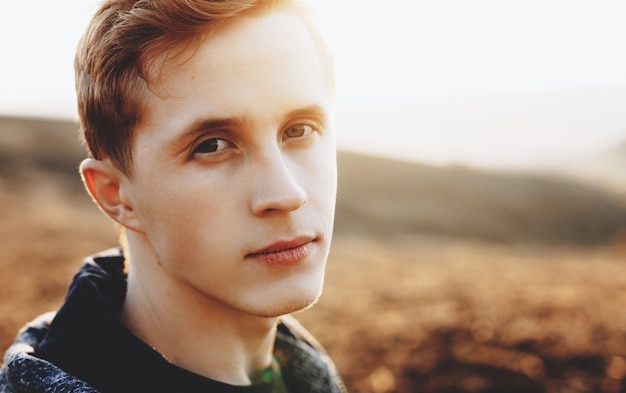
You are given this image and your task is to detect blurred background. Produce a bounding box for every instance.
[1,1,626,392]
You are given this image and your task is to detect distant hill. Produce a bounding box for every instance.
[546,139,626,195]
[0,116,84,188]
[2,116,625,245]
[335,152,626,245]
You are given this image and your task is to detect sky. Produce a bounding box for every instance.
[1,1,626,166]
[312,0,626,104]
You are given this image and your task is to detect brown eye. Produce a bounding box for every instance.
[284,124,314,139]
[194,138,229,154]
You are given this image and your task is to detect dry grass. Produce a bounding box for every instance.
[299,237,626,392]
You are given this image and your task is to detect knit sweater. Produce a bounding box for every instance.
[0,250,346,393]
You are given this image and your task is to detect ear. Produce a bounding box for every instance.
[79,158,143,233]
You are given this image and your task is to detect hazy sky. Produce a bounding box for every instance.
[315,0,626,104]
[1,1,626,166]
[2,0,626,117]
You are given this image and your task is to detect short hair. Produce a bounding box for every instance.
[76,0,332,175]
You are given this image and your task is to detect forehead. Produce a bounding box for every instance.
[150,10,328,100]
[135,9,331,138]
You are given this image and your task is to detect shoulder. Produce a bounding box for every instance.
[276,315,347,393]
[0,312,99,393]
[278,315,326,352]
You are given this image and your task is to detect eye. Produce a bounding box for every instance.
[193,138,230,154]
[284,124,315,139]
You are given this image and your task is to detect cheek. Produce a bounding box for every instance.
[158,172,243,223]
[304,144,338,215]
[131,177,214,240]
[316,139,338,193]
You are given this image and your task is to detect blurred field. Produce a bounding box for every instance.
[2,116,626,392]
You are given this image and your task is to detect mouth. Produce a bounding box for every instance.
[246,236,318,266]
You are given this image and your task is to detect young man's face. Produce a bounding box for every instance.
[120,10,336,317]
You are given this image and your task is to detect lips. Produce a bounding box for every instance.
[246,237,316,266]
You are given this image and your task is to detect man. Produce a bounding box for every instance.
[0,0,345,391]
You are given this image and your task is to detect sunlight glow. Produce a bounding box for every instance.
[310,0,626,106]
[1,0,625,167]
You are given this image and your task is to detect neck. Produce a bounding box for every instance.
[120,241,278,386]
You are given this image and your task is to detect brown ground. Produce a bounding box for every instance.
[301,237,626,393]
[2,116,626,392]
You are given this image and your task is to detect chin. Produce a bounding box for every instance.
[253,296,321,318]
[246,281,325,318]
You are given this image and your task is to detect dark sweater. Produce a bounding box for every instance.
[0,249,346,393]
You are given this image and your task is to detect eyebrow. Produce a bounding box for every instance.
[284,105,329,125]
[179,115,249,142]
[177,104,329,144]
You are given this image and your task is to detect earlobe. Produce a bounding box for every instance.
[79,158,143,232]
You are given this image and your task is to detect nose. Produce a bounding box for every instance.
[249,148,307,216]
